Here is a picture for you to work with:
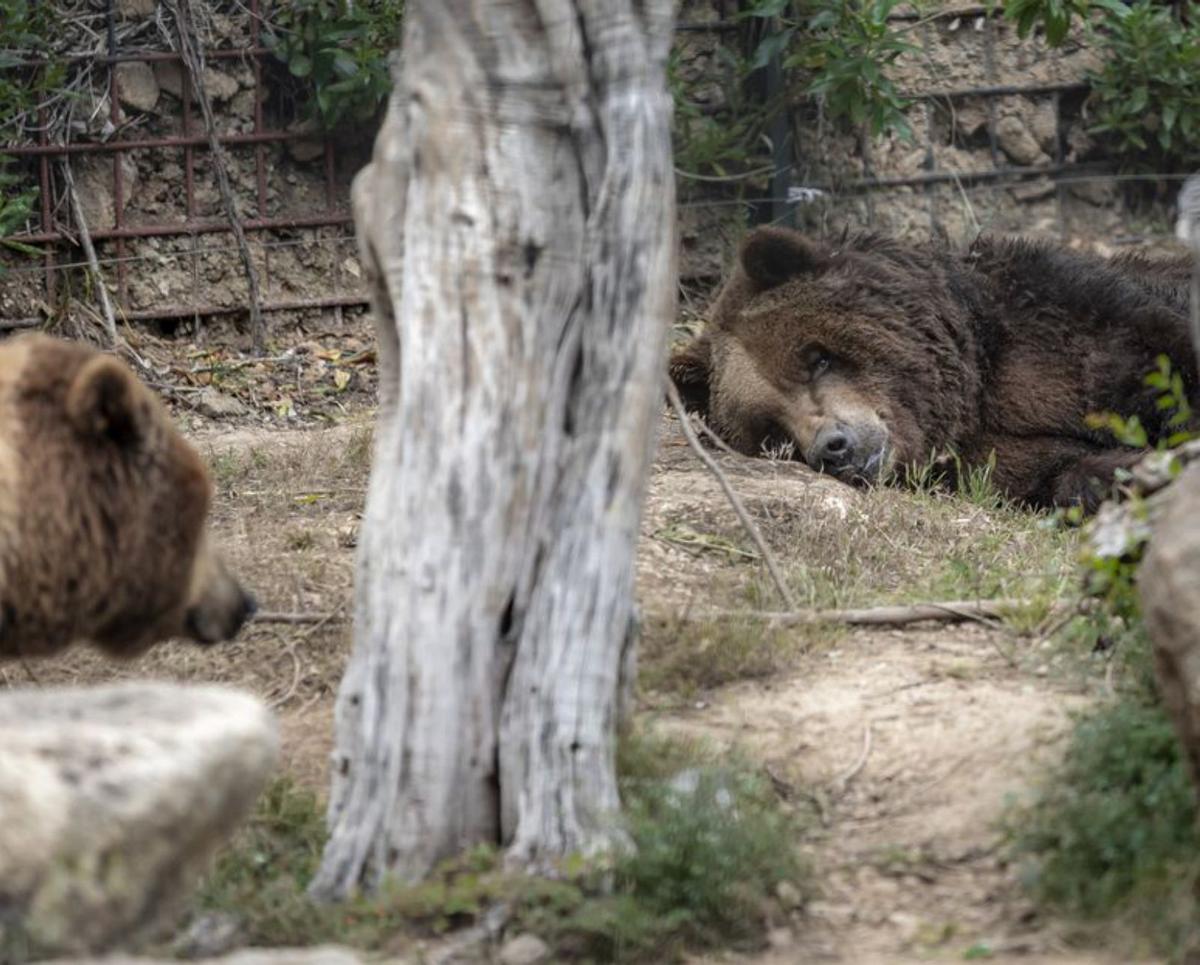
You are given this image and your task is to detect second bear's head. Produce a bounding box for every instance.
[0,334,256,659]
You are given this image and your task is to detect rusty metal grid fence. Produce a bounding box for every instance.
[0,4,1186,335]
[681,3,1186,247]
[0,0,362,333]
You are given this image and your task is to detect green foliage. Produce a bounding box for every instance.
[1011,353,1200,958]
[1006,690,1200,957]
[0,0,66,256]
[1085,354,1195,452]
[195,735,808,961]
[668,46,771,181]
[264,0,402,130]
[1085,1,1200,171]
[1002,0,1122,45]
[744,0,916,140]
[0,160,39,253]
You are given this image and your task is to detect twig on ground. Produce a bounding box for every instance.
[268,638,304,710]
[169,0,265,353]
[666,379,797,610]
[702,597,1030,628]
[253,610,347,625]
[61,159,118,346]
[689,412,738,456]
[833,720,873,796]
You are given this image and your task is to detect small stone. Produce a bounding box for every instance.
[767,926,795,950]
[116,0,156,16]
[172,911,242,958]
[154,61,185,100]
[996,116,1049,167]
[775,879,804,910]
[287,120,327,163]
[115,61,160,113]
[196,387,249,420]
[1068,178,1118,207]
[498,933,550,965]
[1009,179,1055,204]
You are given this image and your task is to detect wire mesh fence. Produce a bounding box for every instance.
[0,0,1188,337]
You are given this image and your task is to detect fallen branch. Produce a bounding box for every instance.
[700,597,1040,628]
[169,0,265,353]
[61,159,118,346]
[833,720,873,796]
[666,379,797,610]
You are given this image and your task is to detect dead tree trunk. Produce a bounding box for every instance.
[308,1,676,898]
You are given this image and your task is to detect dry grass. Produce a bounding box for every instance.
[639,437,1081,698]
[17,420,375,790]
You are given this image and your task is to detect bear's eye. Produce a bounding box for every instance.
[811,351,831,377]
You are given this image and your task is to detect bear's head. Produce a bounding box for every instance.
[670,226,979,484]
[0,335,256,658]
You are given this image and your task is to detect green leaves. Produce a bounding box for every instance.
[264,0,402,131]
[743,0,916,142]
[1084,0,1200,171]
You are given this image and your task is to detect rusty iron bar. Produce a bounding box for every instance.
[324,140,337,212]
[9,212,352,245]
[902,80,1089,102]
[0,47,274,70]
[183,63,195,219]
[108,0,128,308]
[827,160,1110,193]
[4,128,330,157]
[114,294,367,322]
[37,103,55,311]
[250,0,267,221]
[250,0,270,304]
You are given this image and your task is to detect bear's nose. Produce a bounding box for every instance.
[811,423,858,471]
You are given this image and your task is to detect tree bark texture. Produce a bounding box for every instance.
[308,0,676,899]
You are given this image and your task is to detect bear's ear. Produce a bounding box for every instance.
[67,355,146,446]
[740,227,828,289]
[668,334,712,416]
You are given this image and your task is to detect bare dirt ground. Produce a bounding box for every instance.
[17,399,1129,963]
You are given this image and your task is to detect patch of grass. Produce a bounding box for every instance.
[286,528,318,551]
[192,732,809,962]
[639,613,817,699]
[1006,612,1200,960]
[751,485,1076,616]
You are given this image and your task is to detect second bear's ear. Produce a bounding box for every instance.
[740,227,828,289]
[67,355,145,446]
[668,334,712,416]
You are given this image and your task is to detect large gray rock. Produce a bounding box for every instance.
[1140,462,1200,791]
[0,683,278,958]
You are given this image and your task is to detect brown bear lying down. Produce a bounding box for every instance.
[0,334,255,658]
[670,227,1195,511]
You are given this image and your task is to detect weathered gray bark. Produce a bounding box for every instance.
[308,0,676,898]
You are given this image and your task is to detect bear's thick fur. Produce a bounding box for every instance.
[670,227,1196,510]
[0,334,255,657]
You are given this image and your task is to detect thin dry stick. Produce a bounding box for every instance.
[61,159,118,346]
[253,610,346,625]
[170,0,265,354]
[705,598,1026,628]
[833,720,873,796]
[666,379,797,610]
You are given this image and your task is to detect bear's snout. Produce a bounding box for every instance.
[807,421,889,484]
[184,585,257,645]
